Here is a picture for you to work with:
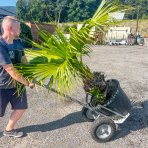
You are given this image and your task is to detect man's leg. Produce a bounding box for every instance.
[3,109,26,138]
[3,88,28,137]
[6,88,28,131]
[5,109,26,131]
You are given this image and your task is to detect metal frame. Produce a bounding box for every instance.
[34,79,129,124]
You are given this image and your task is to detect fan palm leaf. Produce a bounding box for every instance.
[15,0,131,95]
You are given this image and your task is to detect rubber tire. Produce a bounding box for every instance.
[90,117,116,143]
[82,107,95,122]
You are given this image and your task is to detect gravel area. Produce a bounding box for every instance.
[0,45,148,148]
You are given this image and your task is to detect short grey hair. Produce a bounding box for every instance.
[1,16,20,34]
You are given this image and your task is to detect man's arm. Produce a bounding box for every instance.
[3,64,34,88]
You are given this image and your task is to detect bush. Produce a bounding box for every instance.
[63,25,70,34]
[142,14,148,19]
[20,22,33,48]
[63,23,78,34]
[71,23,77,29]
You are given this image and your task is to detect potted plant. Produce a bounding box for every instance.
[15,0,131,106]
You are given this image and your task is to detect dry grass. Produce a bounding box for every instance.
[117,20,148,37]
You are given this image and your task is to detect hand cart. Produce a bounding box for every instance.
[34,79,131,143]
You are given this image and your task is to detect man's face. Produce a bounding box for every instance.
[12,22,21,39]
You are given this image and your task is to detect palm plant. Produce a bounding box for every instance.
[15,0,131,103]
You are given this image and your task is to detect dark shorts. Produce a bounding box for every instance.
[0,88,28,117]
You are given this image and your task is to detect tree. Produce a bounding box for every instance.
[126,0,148,19]
[20,22,33,48]
[15,0,130,103]
[54,0,67,25]
[66,0,101,22]
[16,0,28,21]
[16,0,55,22]
[124,0,148,35]
[16,0,102,23]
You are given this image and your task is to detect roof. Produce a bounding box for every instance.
[110,12,125,20]
[0,6,16,17]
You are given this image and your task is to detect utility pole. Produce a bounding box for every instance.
[135,5,140,35]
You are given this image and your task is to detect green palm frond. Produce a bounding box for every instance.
[15,0,132,95]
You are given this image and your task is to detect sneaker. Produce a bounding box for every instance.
[3,129,24,138]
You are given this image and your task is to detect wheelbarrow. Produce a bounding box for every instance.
[34,79,131,143]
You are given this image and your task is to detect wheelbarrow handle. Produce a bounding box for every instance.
[33,79,86,107]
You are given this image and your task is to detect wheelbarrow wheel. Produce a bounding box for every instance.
[81,107,95,122]
[90,117,116,143]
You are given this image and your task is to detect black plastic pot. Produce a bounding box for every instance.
[104,79,131,116]
[88,79,131,116]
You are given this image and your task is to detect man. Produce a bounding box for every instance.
[0,16,35,138]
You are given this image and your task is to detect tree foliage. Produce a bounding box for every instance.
[62,0,101,22]
[16,0,101,22]
[125,0,148,19]
[20,22,33,48]
[16,0,55,22]
[16,0,147,22]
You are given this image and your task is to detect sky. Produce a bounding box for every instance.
[0,0,17,6]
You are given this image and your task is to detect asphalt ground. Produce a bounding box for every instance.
[0,45,148,148]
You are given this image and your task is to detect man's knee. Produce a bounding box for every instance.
[13,109,27,113]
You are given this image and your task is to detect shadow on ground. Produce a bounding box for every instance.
[0,132,3,138]
[114,100,148,140]
[18,111,84,134]
[18,100,148,141]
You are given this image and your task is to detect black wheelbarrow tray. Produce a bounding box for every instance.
[34,79,131,143]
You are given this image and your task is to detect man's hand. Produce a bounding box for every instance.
[29,83,35,89]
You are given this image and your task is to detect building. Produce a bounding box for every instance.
[109,12,125,20]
